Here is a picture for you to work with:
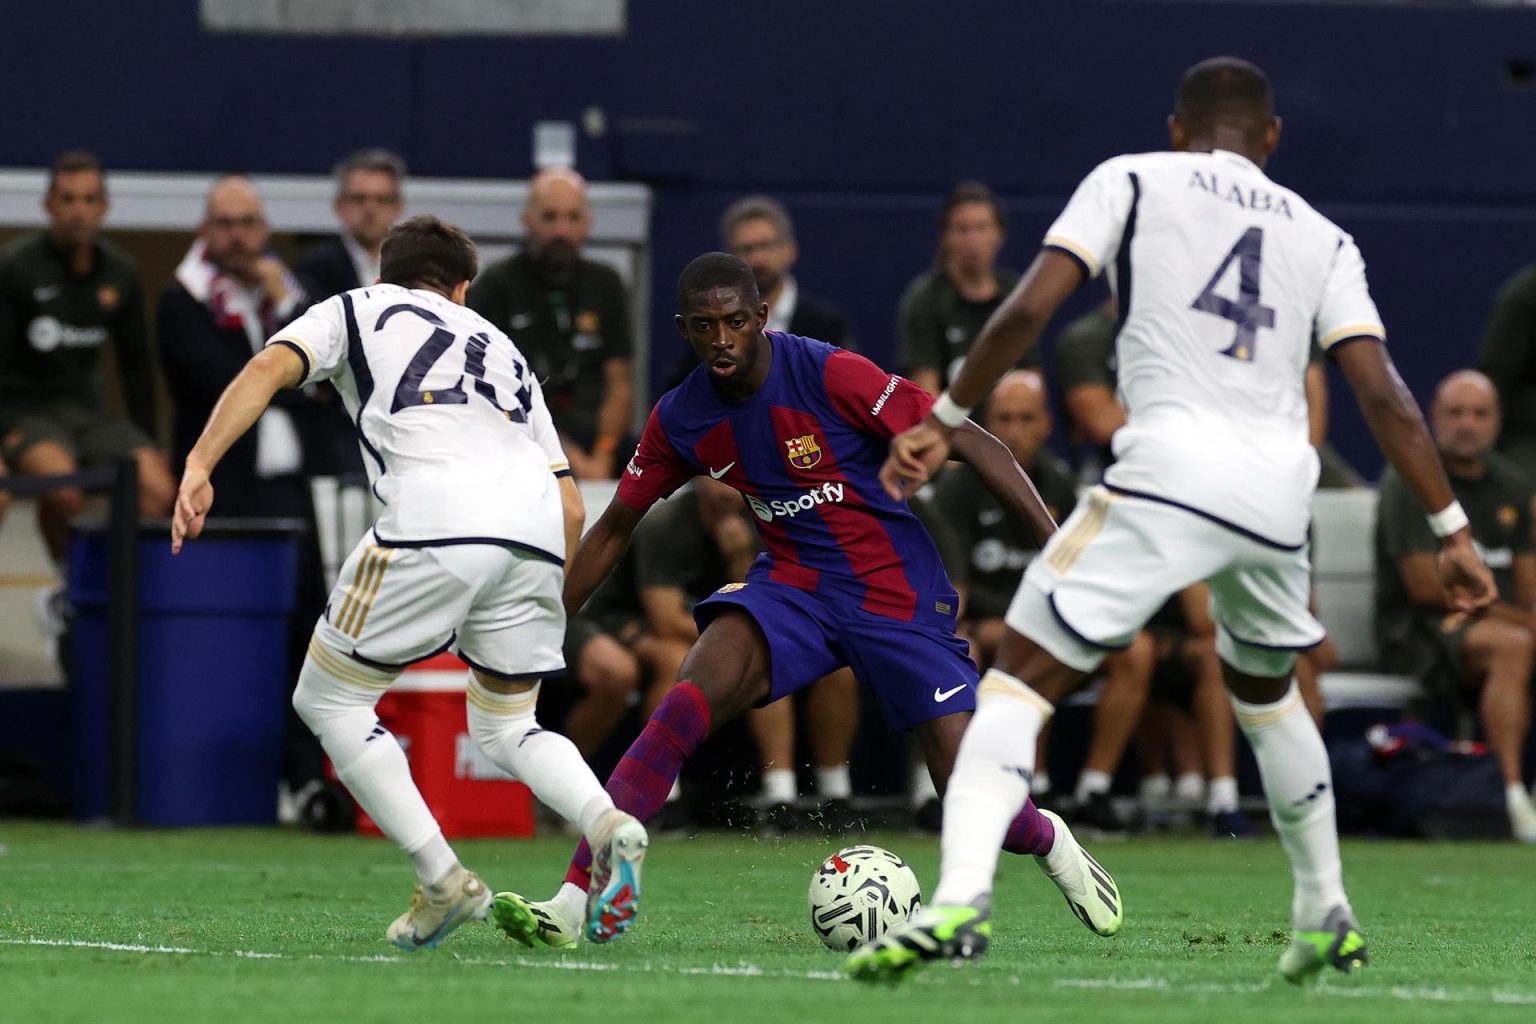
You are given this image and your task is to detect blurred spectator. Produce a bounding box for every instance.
[295,149,405,300]
[0,150,174,574]
[159,176,312,516]
[722,196,853,346]
[1478,263,1536,477]
[294,149,406,479]
[897,181,1035,397]
[468,168,632,479]
[1375,369,1536,842]
[918,370,1149,833]
[634,479,860,833]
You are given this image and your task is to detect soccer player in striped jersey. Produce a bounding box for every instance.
[490,252,1124,948]
[170,215,645,953]
[849,57,1495,984]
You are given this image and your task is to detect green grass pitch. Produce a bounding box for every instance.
[2,821,1534,1023]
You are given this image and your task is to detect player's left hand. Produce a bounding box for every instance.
[880,416,954,500]
[171,464,214,555]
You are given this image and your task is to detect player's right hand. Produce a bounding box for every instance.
[171,465,214,555]
[880,416,954,501]
[1436,532,1496,614]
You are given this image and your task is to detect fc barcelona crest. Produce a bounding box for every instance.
[785,434,822,470]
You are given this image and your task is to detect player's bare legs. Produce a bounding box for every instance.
[12,440,84,562]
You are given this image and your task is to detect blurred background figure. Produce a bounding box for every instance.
[1376,369,1536,842]
[293,149,406,482]
[0,150,173,634]
[296,149,406,301]
[159,175,312,517]
[897,181,1035,397]
[468,168,632,480]
[1479,263,1536,482]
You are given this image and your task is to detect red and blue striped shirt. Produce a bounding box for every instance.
[618,332,958,624]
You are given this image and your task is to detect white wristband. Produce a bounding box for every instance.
[930,391,972,429]
[1427,501,1469,539]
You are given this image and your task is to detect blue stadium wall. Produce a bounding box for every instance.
[6,1,1535,476]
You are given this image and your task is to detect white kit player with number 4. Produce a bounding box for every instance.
[850,57,1495,987]
[170,215,646,953]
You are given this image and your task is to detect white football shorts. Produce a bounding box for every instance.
[1006,486,1325,673]
[312,530,566,680]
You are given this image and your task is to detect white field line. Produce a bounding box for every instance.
[1054,977,1536,1007]
[0,937,841,981]
[5,938,1536,1005]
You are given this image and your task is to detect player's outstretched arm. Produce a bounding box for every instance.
[1333,339,1495,612]
[949,421,1058,544]
[564,495,647,617]
[171,345,305,554]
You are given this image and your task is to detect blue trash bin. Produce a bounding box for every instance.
[70,518,303,826]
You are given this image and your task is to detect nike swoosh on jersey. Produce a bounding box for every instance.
[978,509,1005,526]
[709,462,735,479]
[934,684,967,703]
[33,285,61,301]
[510,313,535,330]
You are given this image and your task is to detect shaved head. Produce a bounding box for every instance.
[1433,368,1498,409]
[1431,368,1500,468]
[522,166,590,276]
[201,175,269,279]
[984,369,1052,467]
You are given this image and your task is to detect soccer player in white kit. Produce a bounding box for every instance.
[171,215,647,952]
[848,58,1496,983]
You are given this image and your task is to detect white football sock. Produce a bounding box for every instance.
[465,675,611,835]
[1206,776,1240,816]
[933,670,1053,907]
[816,765,852,800]
[1174,771,1206,804]
[1075,769,1112,800]
[1507,784,1536,843]
[553,881,586,921]
[1033,769,1053,797]
[762,768,797,805]
[1231,681,1348,928]
[1139,773,1171,802]
[292,643,449,877]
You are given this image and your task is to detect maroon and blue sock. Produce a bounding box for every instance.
[565,680,713,889]
[1001,798,1055,857]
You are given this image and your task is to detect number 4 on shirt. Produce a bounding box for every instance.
[1191,226,1276,362]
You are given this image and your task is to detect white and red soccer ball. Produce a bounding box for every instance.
[807,844,922,951]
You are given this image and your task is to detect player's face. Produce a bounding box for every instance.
[522,182,590,271]
[44,170,108,247]
[335,169,403,249]
[727,217,796,297]
[1432,383,1500,464]
[203,188,270,280]
[984,378,1051,466]
[675,286,769,389]
[941,201,1004,276]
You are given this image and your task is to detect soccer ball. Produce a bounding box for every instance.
[807,844,922,951]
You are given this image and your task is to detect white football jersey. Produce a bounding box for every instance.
[1044,148,1384,547]
[268,284,569,561]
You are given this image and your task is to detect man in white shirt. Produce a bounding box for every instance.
[171,214,647,954]
[850,56,1496,985]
